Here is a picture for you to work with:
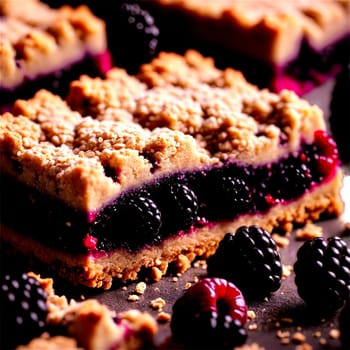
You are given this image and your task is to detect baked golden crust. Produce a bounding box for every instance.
[0,0,107,90]
[1,50,325,211]
[149,0,350,64]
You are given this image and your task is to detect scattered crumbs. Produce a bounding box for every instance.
[272,233,290,248]
[295,343,313,350]
[295,222,323,241]
[192,276,199,283]
[275,321,281,328]
[135,281,147,295]
[80,295,86,301]
[291,332,306,344]
[150,297,166,311]
[235,342,265,350]
[176,272,182,277]
[127,294,140,302]
[296,326,302,332]
[248,323,258,331]
[185,282,192,289]
[248,310,256,320]
[328,328,340,340]
[282,264,293,279]
[312,331,321,338]
[156,311,171,323]
[121,286,128,291]
[172,277,178,283]
[153,287,160,293]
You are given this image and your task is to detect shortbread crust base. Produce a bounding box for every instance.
[0,170,343,290]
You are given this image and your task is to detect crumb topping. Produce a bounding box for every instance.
[0,0,107,89]
[0,50,325,210]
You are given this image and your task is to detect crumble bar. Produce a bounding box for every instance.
[0,50,344,289]
[145,0,350,95]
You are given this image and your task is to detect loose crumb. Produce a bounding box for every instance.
[156,312,171,323]
[248,310,256,320]
[291,332,306,344]
[127,294,140,302]
[276,330,290,339]
[312,331,321,338]
[328,328,340,340]
[135,282,147,295]
[248,323,258,331]
[282,264,293,278]
[150,297,166,311]
[319,338,328,346]
[185,282,192,289]
[295,222,323,240]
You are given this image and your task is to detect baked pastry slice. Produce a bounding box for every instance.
[0,0,111,111]
[0,50,344,289]
[145,0,350,95]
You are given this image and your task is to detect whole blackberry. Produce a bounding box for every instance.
[202,170,252,220]
[113,2,160,73]
[207,225,282,299]
[339,297,350,349]
[0,272,48,348]
[270,157,312,200]
[171,278,248,349]
[154,181,199,234]
[95,194,162,251]
[294,236,350,316]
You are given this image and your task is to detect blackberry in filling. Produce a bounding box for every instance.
[0,130,340,256]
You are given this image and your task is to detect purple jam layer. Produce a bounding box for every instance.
[0,51,112,113]
[0,130,340,255]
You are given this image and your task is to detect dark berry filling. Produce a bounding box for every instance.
[0,131,340,254]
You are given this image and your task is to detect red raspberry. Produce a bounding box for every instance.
[171,278,248,348]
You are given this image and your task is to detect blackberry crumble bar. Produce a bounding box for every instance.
[145,0,350,95]
[0,0,111,111]
[0,50,344,289]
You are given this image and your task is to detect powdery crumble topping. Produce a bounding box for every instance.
[0,50,325,210]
